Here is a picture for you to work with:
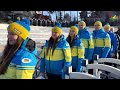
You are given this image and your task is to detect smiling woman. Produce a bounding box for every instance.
[7,30,19,45]
[38,22,72,79]
[0,18,38,79]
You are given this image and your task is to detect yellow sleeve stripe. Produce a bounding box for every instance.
[104,38,111,47]
[94,38,111,47]
[40,48,45,58]
[78,48,84,58]
[63,49,72,62]
[89,39,94,48]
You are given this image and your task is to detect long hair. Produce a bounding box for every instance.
[46,36,61,56]
[67,34,76,50]
[0,36,24,74]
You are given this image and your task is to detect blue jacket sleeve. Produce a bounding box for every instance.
[61,41,72,79]
[40,48,45,73]
[76,39,84,72]
[101,34,111,58]
[40,58,45,73]
[88,35,94,60]
[111,33,118,53]
[101,47,111,58]
[63,41,72,67]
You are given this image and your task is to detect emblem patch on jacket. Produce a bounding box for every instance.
[66,43,69,46]
[22,58,32,63]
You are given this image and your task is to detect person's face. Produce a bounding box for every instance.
[52,32,60,40]
[104,27,110,32]
[69,29,76,37]
[7,30,18,45]
[17,17,21,21]
[94,24,101,30]
[110,28,114,32]
[79,23,85,30]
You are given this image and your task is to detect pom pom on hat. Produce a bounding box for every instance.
[55,22,62,28]
[94,21,102,29]
[52,22,62,35]
[70,26,79,35]
[75,24,79,28]
[7,18,31,40]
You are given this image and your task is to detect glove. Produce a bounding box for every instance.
[36,76,45,79]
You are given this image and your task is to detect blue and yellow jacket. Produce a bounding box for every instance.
[107,30,118,58]
[0,38,38,79]
[78,27,94,61]
[66,35,84,72]
[92,28,111,58]
[40,35,71,78]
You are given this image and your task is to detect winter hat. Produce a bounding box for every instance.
[52,22,62,35]
[7,18,30,40]
[94,21,102,29]
[70,26,79,35]
[104,23,111,30]
[78,21,86,27]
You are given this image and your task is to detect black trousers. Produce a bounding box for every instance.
[88,60,94,75]
[72,68,76,72]
[46,72,62,79]
[118,52,120,59]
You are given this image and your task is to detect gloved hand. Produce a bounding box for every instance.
[36,76,45,79]
[76,59,83,72]
[76,66,83,72]
[111,53,115,57]
[61,66,71,79]
[63,66,69,75]
[36,73,45,79]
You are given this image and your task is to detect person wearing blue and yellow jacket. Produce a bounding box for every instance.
[92,21,111,58]
[39,23,71,79]
[78,21,94,63]
[104,24,118,58]
[66,26,84,72]
[0,19,37,79]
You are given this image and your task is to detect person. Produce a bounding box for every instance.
[39,22,71,79]
[110,27,115,33]
[16,16,21,21]
[114,25,120,59]
[92,21,111,76]
[92,21,111,58]
[0,18,38,79]
[66,25,85,72]
[104,24,118,58]
[78,21,94,67]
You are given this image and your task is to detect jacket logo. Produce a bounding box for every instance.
[22,58,31,63]
[66,43,69,46]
